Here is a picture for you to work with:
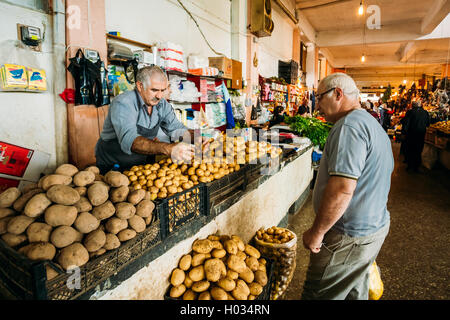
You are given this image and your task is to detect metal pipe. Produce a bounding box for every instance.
[273,0,298,24]
[297,0,353,11]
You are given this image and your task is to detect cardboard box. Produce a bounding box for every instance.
[231,59,242,89]
[209,57,232,79]
[0,177,36,193]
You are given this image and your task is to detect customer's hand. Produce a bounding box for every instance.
[302,228,324,253]
[169,142,195,163]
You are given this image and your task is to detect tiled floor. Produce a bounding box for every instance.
[281,141,450,300]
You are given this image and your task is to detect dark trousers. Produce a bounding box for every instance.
[405,132,426,170]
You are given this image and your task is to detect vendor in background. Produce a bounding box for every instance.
[95,65,205,174]
[268,105,286,128]
[297,97,310,116]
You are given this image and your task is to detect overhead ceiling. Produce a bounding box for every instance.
[295,0,450,90]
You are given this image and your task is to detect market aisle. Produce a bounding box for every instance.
[282,141,450,300]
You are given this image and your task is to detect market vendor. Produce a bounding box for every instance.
[95,65,200,174]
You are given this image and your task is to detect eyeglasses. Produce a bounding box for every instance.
[316,87,336,101]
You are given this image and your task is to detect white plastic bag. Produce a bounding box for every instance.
[422,143,438,170]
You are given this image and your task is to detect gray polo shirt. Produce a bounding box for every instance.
[95,89,187,169]
[312,109,394,237]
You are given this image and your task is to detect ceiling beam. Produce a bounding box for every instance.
[295,8,317,44]
[296,0,354,10]
[396,41,418,63]
[316,20,423,47]
[421,0,450,34]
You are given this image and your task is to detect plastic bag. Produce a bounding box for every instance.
[421,143,438,170]
[368,261,384,300]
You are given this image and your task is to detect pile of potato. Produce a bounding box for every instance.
[255,226,296,244]
[0,163,156,278]
[167,234,270,300]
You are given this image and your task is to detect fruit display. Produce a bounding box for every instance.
[0,163,157,278]
[253,226,297,300]
[166,234,270,300]
[431,120,450,134]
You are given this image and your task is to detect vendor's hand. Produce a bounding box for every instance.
[302,228,324,253]
[169,142,195,163]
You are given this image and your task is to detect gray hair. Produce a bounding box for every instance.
[319,73,360,101]
[136,65,168,88]
[412,101,421,108]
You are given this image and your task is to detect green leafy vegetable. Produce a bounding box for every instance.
[284,115,333,149]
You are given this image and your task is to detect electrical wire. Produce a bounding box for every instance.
[176,0,226,57]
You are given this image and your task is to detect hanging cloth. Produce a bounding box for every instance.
[221,81,235,129]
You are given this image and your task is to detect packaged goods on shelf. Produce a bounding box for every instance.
[188,67,219,77]
[26,67,47,91]
[133,50,154,65]
[158,41,186,72]
[187,55,209,69]
[0,64,28,90]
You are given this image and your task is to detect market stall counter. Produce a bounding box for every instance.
[92,145,313,300]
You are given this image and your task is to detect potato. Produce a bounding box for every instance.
[192,253,207,267]
[211,248,227,259]
[239,267,255,284]
[44,204,78,227]
[92,201,115,220]
[224,240,238,255]
[104,171,129,187]
[198,291,211,300]
[46,185,80,206]
[244,244,260,259]
[248,282,263,296]
[217,277,236,292]
[22,193,51,218]
[236,250,247,261]
[182,289,197,300]
[0,208,15,219]
[246,256,260,272]
[115,202,136,219]
[74,196,92,213]
[254,270,268,286]
[227,269,239,280]
[90,248,107,258]
[105,217,128,234]
[110,186,129,203]
[7,215,35,235]
[74,212,100,234]
[232,279,250,300]
[40,174,72,191]
[55,163,79,177]
[207,234,221,241]
[227,255,247,273]
[74,187,87,197]
[231,235,245,251]
[27,222,52,242]
[127,189,146,205]
[210,286,228,300]
[169,284,186,298]
[1,233,27,247]
[83,229,106,252]
[87,183,109,206]
[13,188,44,212]
[170,268,185,286]
[0,217,14,235]
[128,215,146,233]
[103,233,120,250]
[117,229,136,242]
[192,239,213,254]
[25,242,56,261]
[0,188,21,208]
[57,242,89,270]
[73,170,96,187]
[84,165,100,175]
[50,226,80,248]
[204,258,226,282]
[192,280,210,293]
[22,183,38,193]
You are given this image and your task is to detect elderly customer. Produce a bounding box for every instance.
[95,66,199,173]
[302,73,394,300]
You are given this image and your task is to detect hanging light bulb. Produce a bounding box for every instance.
[358,1,364,15]
[403,79,407,84]
[361,53,365,62]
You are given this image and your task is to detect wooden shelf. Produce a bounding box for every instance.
[106,34,153,50]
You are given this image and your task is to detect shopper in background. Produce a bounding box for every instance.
[268,105,286,128]
[95,65,201,174]
[297,97,310,116]
[302,73,394,300]
[402,101,430,172]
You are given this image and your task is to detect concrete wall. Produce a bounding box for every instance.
[0,2,56,173]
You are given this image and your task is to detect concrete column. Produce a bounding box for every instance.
[305,42,317,89]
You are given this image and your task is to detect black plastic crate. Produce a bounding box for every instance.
[0,211,161,300]
[205,166,248,215]
[164,257,274,300]
[157,183,208,240]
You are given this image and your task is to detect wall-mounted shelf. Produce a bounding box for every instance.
[106,34,153,50]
